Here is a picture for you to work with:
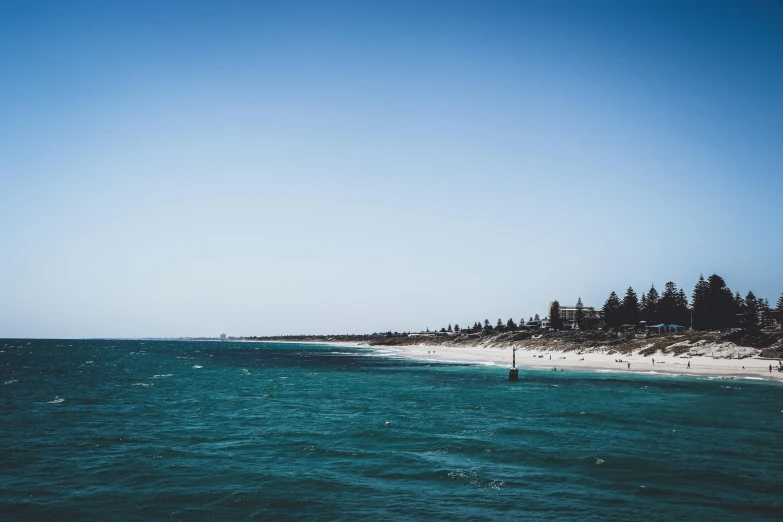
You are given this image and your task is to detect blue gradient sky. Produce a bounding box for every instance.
[1,1,781,338]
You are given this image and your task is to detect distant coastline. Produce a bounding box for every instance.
[240,272,783,380]
[244,330,783,381]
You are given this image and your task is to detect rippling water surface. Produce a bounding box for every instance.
[1,339,782,520]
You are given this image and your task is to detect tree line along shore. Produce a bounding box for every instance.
[244,274,783,360]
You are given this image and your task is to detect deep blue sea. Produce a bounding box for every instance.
[1,339,782,520]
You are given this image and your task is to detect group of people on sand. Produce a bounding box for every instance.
[614,358,631,369]
[550,367,563,372]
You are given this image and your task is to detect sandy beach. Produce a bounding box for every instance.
[247,339,783,382]
[362,343,783,382]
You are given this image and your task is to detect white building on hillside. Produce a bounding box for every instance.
[550,305,598,322]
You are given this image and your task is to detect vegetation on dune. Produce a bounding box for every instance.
[721,329,783,349]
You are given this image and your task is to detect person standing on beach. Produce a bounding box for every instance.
[687,361,690,369]
[652,358,655,365]
[627,362,630,370]
[770,365,773,373]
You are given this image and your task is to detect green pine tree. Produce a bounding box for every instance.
[658,282,679,324]
[706,274,734,330]
[733,292,745,328]
[602,291,622,330]
[549,301,563,330]
[691,275,709,330]
[575,297,586,329]
[744,291,759,329]
[621,287,640,326]
[675,289,690,327]
[642,285,659,324]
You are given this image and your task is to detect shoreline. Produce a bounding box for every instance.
[364,342,783,382]
[340,342,783,382]
[245,339,783,382]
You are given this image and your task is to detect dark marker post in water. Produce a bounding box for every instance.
[508,347,519,381]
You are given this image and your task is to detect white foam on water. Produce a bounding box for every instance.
[373,352,405,359]
[368,347,404,357]
[192,365,203,369]
[239,369,251,375]
[743,377,764,380]
[131,383,154,387]
[488,479,505,490]
[47,397,65,403]
[85,361,94,364]
[151,374,173,378]
[4,379,18,385]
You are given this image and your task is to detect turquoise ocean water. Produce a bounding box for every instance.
[1,339,782,520]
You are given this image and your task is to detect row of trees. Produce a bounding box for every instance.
[692,275,775,331]
[431,276,782,335]
[601,283,690,330]
[435,315,547,334]
[600,274,780,331]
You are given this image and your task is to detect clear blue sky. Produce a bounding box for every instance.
[1,0,781,338]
